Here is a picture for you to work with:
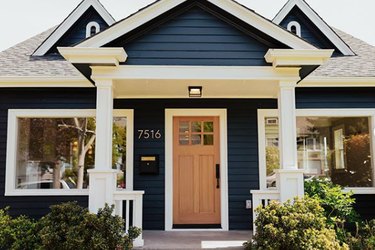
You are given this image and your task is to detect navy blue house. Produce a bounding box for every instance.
[0,0,374,244]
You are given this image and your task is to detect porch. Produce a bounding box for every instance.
[135,231,251,250]
[58,47,332,247]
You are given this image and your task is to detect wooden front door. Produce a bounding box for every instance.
[173,116,221,226]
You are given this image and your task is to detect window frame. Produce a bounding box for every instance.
[5,109,134,196]
[258,109,375,194]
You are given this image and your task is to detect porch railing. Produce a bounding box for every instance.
[250,189,280,233]
[113,190,145,247]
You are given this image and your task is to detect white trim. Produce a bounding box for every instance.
[33,0,115,56]
[257,108,375,194]
[5,109,134,196]
[273,0,355,56]
[299,77,375,87]
[0,77,92,87]
[78,0,315,49]
[58,47,127,66]
[287,21,301,37]
[264,49,333,68]
[91,65,301,81]
[86,21,100,38]
[165,109,228,231]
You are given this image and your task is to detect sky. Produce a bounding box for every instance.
[0,0,374,51]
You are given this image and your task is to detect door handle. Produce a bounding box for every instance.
[216,164,220,189]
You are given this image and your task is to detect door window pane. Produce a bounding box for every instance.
[204,122,214,132]
[191,134,202,145]
[204,134,214,145]
[192,122,202,133]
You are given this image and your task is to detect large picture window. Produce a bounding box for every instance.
[259,109,375,192]
[6,110,134,196]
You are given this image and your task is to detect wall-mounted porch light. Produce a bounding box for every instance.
[188,86,202,98]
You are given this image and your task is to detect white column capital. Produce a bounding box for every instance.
[95,79,114,88]
[278,81,298,89]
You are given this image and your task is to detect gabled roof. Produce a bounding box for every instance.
[32,0,115,56]
[77,0,316,50]
[273,0,355,56]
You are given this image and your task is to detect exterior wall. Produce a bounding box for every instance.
[114,99,277,230]
[279,6,341,56]
[47,6,109,54]
[0,88,96,218]
[106,1,287,66]
[296,87,375,220]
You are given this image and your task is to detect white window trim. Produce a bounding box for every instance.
[86,21,100,38]
[165,109,229,231]
[258,109,375,194]
[287,21,301,37]
[5,109,134,196]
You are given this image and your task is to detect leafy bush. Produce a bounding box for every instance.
[0,208,39,250]
[0,202,140,250]
[38,202,140,250]
[305,178,359,226]
[245,197,348,250]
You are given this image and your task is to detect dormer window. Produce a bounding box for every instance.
[287,21,301,37]
[86,21,100,38]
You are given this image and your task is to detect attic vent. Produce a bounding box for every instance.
[86,21,100,38]
[287,21,301,37]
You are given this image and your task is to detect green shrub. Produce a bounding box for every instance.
[305,178,359,226]
[0,202,140,250]
[38,202,140,250]
[343,220,375,250]
[0,208,39,250]
[245,197,348,250]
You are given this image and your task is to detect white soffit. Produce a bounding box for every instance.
[33,0,115,56]
[77,0,316,50]
[273,0,355,55]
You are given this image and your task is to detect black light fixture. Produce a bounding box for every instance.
[188,86,202,98]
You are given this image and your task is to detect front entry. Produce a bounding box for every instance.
[173,116,221,227]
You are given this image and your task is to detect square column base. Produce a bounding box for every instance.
[88,169,119,213]
[276,169,304,202]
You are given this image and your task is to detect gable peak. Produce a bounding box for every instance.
[273,0,355,55]
[32,0,115,56]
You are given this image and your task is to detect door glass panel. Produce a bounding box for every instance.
[204,134,214,145]
[191,134,201,145]
[204,122,214,132]
[192,122,202,132]
[179,134,189,145]
[179,121,189,134]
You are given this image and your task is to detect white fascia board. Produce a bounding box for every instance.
[299,77,375,87]
[208,0,315,50]
[78,0,187,47]
[90,65,301,82]
[265,49,334,67]
[58,47,127,66]
[33,0,115,56]
[273,0,355,56]
[0,76,93,87]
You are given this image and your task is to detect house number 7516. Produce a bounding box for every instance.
[138,129,162,140]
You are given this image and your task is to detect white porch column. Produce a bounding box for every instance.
[88,79,118,213]
[276,81,304,202]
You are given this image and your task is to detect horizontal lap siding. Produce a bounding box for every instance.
[117,6,273,66]
[296,87,375,220]
[0,88,96,218]
[115,99,277,230]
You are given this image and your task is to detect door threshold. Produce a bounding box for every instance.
[173,224,221,229]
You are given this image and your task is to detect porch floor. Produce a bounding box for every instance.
[136,230,252,250]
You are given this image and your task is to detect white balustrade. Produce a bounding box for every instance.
[113,190,145,247]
